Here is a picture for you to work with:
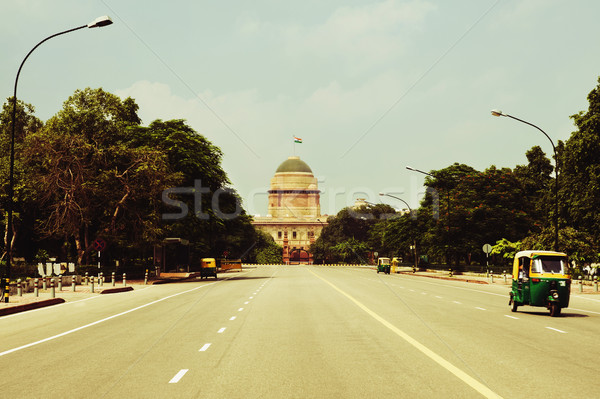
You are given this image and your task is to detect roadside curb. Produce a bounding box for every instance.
[398,272,490,285]
[0,298,65,317]
[99,286,134,294]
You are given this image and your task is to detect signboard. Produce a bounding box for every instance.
[482,244,492,254]
[93,238,107,252]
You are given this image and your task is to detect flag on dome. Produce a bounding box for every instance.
[293,136,303,144]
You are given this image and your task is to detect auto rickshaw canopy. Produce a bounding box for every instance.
[512,250,569,280]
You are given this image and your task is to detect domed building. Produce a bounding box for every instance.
[252,156,327,263]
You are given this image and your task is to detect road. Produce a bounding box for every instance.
[1,265,600,398]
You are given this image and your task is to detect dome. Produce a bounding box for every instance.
[275,156,313,174]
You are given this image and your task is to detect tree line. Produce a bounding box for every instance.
[0,88,281,277]
[311,78,600,270]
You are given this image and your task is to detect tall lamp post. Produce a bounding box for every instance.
[491,109,559,251]
[379,193,418,271]
[4,16,113,303]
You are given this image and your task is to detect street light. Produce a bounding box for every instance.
[491,109,559,251]
[379,192,413,214]
[379,193,418,271]
[406,165,434,177]
[4,16,113,303]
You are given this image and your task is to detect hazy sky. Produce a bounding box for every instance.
[2,0,600,216]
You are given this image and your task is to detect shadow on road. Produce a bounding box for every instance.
[517,310,589,318]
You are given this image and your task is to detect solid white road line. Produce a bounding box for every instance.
[169,369,189,383]
[308,269,504,399]
[199,343,211,352]
[546,327,567,334]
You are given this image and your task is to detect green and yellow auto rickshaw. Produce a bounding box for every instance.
[377,257,391,274]
[509,250,571,317]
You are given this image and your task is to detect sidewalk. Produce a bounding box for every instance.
[394,267,600,294]
[0,280,149,317]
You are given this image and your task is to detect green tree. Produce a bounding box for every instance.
[140,119,257,261]
[491,238,521,267]
[251,230,283,264]
[513,145,554,229]
[311,204,396,263]
[418,163,532,268]
[22,88,177,264]
[0,98,43,264]
[561,77,600,238]
[521,227,597,264]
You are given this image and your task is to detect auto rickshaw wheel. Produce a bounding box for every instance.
[549,303,561,317]
[511,300,519,312]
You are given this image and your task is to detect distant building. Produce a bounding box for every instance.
[252,156,327,263]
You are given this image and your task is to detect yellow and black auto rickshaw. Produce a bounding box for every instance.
[509,250,570,317]
[200,258,218,279]
[377,257,391,274]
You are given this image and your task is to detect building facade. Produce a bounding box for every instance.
[252,156,327,263]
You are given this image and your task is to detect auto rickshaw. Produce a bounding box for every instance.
[200,258,218,279]
[509,250,570,317]
[377,257,391,274]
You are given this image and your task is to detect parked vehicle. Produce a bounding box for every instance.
[509,250,570,317]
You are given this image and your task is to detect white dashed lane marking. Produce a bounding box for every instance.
[169,369,188,383]
[217,328,226,333]
[230,316,236,321]
[546,327,567,334]
[199,343,211,352]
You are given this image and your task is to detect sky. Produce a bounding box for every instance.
[2,0,600,217]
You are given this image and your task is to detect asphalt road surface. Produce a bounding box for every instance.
[2,265,600,398]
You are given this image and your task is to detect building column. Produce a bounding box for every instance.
[282,230,289,264]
